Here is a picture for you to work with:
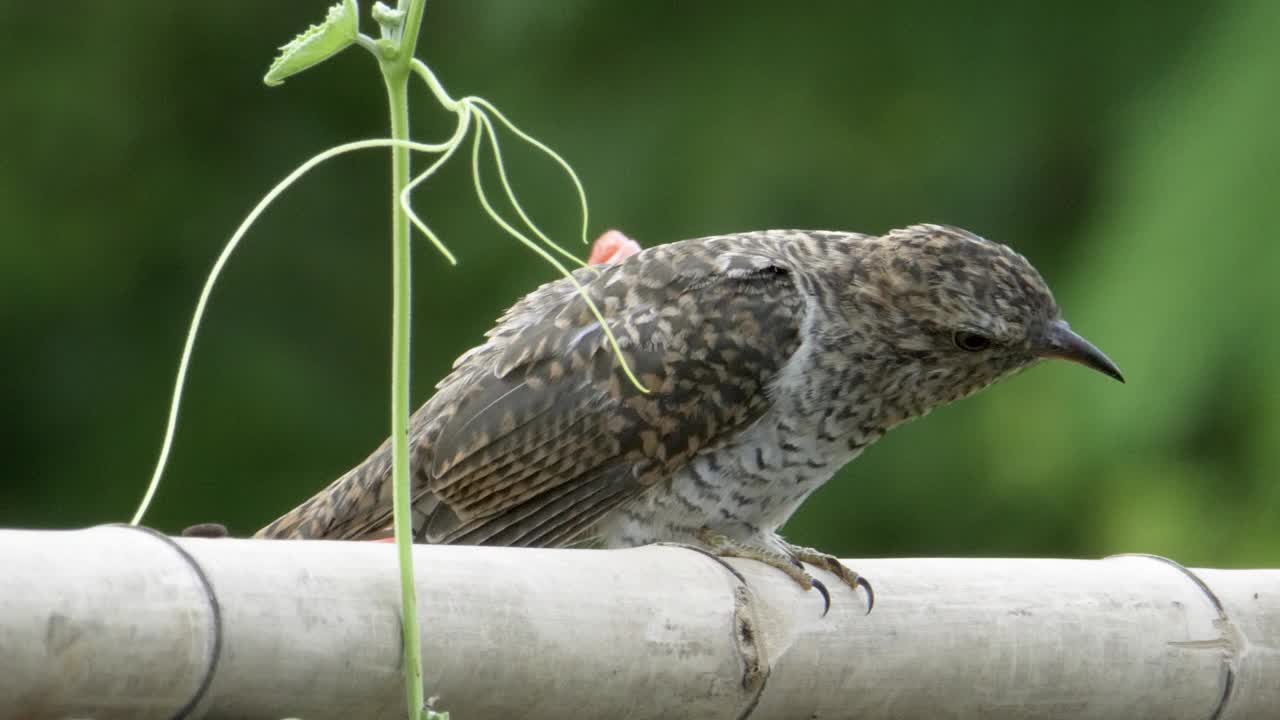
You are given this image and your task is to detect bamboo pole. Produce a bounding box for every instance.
[0,526,1276,719]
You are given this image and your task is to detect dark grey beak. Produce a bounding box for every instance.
[1039,320,1125,383]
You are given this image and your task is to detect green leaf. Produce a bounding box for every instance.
[263,0,360,87]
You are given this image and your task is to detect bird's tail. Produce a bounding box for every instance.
[255,439,398,540]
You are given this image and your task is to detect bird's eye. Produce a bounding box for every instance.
[953,331,992,352]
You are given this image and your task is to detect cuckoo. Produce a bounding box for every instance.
[256,225,1123,611]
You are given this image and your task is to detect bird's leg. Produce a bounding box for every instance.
[781,541,874,614]
[695,528,833,614]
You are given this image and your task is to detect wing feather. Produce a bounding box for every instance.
[257,234,808,546]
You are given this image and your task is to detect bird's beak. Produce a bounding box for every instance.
[1038,320,1125,383]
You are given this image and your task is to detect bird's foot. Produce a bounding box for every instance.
[781,542,874,614]
[693,529,871,616]
[181,523,229,538]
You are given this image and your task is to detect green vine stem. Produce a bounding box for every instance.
[129,137,450,530]
[376,2,431,718]
[137,3,649,717]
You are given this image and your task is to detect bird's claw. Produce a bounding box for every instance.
[810,577,831,616]
[854,575,874,615]
[785,542,874,615]
[694,529,872,616]
[808,573,871,616]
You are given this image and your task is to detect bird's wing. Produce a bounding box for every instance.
[257,237,806,546]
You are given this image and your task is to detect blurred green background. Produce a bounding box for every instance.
[3,2,1276,567]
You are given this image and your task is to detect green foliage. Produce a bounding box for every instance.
[263,0,359,87]
[1,0,1275,587]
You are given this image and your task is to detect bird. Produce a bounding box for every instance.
[256,225,1123,611]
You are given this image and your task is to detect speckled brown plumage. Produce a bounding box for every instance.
[257,225,1122,599]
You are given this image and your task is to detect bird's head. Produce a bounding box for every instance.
[832,224,1122,419]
